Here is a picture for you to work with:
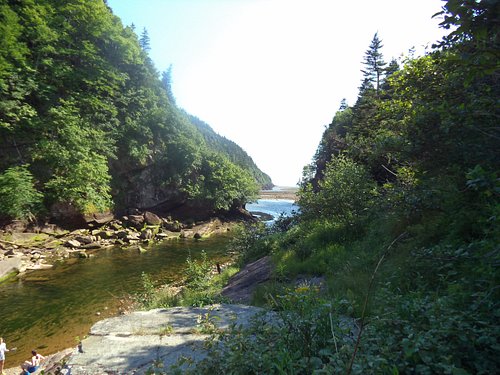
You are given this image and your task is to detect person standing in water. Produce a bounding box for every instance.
[0,337,10,375]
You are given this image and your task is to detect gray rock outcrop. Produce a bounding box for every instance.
[221,256,272,303]
[66,304,270,374]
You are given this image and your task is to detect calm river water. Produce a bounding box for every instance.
[0,198,296,365]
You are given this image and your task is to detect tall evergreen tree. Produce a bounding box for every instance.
[361,32,386,94]
[339,98,348,110]
[139,27,151,52]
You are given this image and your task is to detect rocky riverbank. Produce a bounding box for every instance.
[4,304,275,375]
[0,210,245,282]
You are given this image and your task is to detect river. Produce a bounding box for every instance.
[246,198,298,224]
[0,198,296,365]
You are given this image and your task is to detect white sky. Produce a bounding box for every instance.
[107,0,446,186]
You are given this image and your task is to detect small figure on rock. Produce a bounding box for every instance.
[20,350,45,374]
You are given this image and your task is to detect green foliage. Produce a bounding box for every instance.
[229,223,277,265]
[299,155,375,224]
[0,0,267,220]
[136,252,239,310]
[179,287,356,375]
[44,152,113,214]
[184,251,213,291]
[137,272,156,308]
[188,115,273,188]
[361,32,386,93]
[185,153,259,211]
[0,165,42,220]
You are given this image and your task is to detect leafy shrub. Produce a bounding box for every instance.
[44,152,113,214]
[0,165,42,220]
[184,250,213,291]
[298,155,376,224]
[229,223,278,265]
[136,272,178,309]
[177,286,356,374]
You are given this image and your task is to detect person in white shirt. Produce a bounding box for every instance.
[0,337,10,375]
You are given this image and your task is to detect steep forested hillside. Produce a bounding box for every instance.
[0,0,269,225]
[190,1,499,373]
[188,114,273,189]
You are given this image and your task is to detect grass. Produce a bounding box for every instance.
[137,265,239,310]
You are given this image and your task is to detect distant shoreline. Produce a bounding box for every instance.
[259,186,298,201]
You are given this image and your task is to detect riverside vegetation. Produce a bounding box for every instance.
[0,0,271,229]
[139,1,499,374]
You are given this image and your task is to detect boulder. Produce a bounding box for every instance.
[139,229,153,240]
[126,232,140,242]
[163,221,182,232]
[75,235,94,245]
[65,239,81,248]
[127,215,144,229]
[4,220,28,233]
[109,222,122,231]
[155,232,170,240]
[4,248,17,256]
[0,256,22,279]
[84,212,114,226]
[221,256,272,304]
[96,230,114,239]
[144,211,162,226]
[81,242,102,250]
[116,230,129,239]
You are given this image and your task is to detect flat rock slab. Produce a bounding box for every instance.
[66,304,268,374]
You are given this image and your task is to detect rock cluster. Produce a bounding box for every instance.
[0,212,232,281]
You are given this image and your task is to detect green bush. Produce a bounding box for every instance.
[0,165,42,220]
[298,155,376,224]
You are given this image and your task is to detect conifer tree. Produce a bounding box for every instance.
[361,32,386,94]
[139,27,151,52]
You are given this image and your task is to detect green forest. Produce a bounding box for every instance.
[0,0,271,225]
[168,1,498,374]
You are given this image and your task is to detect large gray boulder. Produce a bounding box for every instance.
[221,256,272,303]
[127,214,144,229]
[144,211,162,226]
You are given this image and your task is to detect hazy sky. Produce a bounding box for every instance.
[107,0,446,186]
